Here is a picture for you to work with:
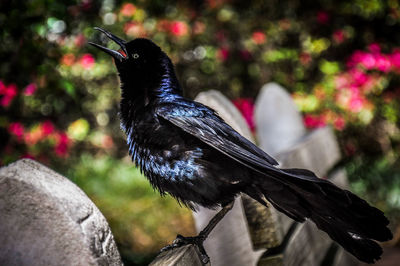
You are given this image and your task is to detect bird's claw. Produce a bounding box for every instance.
[159,234,210,264]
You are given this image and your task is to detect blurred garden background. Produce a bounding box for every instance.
[1,0,400,265]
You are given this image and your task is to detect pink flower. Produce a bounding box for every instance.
[24,131,39,146]
[217,48,230,61]
[120,3,136,17]
[79,54,95,69]
[41,120,54,136]
[24,83,37,96]
[0,83,18,107]
[359,53,375,69]
[54,132,70,157]
[317,11,330,24]
[374,54,391,72]
[334,75,349,89]
[252,31,266,45]
[170,21,188,37]
[8,122,25,140]
[368,43,381,54]
[303,114,326,129]
[333,116,346,130]
[232,98,255,132]
[390,50,400,69]
[349,69,369,86]
[347,50,363,68]
[332,30,345,44]
[348,94,364,112]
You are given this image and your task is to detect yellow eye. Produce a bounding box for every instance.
[132,53,139,59]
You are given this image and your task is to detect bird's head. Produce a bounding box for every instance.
[89,27,179,96]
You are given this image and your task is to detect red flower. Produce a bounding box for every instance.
[170,21,189,37]
[41,120,55,136]
[299,52,312,65]
[317,11,330,24]
[374,54,391,72]
[54,132,70,157]
[0,82,17,107]
[303,114,326,129]
[232,98,255,132]
[23,83,37,96]
[349,69,369,86]
[390,50,400,69]
[120,3,136,17]
[79,53,95,69]
[217,48,229,61]
[8,122,25,141]
[332,30,345,44]
[359,53,376,69]
[252,31,266,45]
[368,43,381,54]
[333,116,346,131]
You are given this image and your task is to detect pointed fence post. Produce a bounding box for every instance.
[152,84,357,265]
[193,90,264,266]
[246,83,356,266]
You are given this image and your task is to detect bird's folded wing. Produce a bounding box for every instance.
[155,102,279,171]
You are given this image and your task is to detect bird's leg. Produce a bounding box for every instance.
[160,201,235,264]
[198,201,234,239]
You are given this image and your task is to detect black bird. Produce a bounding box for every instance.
[89,27,392,264]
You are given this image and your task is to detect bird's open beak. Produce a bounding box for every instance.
[88,27,128,62]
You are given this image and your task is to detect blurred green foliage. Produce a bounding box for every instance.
[1,0,400,264]
[68,154,194,264]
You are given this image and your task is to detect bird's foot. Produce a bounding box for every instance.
[160,234,209,264]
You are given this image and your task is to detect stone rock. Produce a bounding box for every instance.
[0,159,122,266]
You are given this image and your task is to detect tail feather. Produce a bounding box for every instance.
[252,168,392,263]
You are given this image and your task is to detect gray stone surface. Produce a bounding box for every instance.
[0,159,122,266]
[193,90,263,266]
[255,82,306,156]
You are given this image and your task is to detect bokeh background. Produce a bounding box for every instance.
[1,0,399,265]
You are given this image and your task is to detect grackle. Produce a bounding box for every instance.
[89,27,392,264]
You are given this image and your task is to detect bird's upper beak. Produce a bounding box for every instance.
[88,27,128,62]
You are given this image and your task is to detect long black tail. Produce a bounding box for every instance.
[248,168,392,263]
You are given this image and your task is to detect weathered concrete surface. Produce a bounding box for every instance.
[0,159,122,266]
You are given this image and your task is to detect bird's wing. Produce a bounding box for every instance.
[155,101,280,173]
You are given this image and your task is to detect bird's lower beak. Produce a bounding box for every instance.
[89,27,128,62]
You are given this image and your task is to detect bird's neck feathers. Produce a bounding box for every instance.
[119,55,183,105]
[118,55,182,136]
